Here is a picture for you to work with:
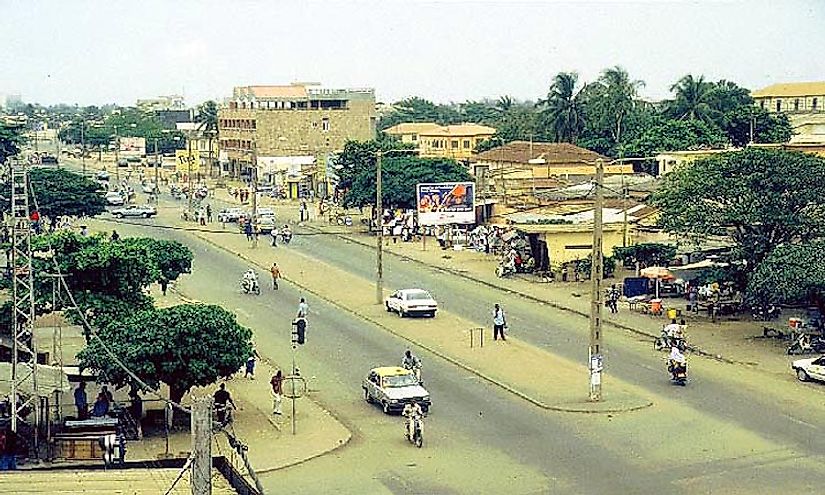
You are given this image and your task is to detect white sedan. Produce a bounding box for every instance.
[385,289,438,318]
[792,355,825,383]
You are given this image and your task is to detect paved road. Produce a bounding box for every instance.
[70,166,825,493]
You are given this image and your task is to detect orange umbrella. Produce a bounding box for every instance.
[640,266,674,279]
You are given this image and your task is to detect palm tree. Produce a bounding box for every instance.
[667,75,716,123]
[495,95,515,114]
[538,72,587,143]
[195,100,219,177]
[592,66,645,149]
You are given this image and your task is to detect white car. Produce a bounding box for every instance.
[792,355,825,382]
[218,207,248,223]
[258,214,276,234]
[141,182,157,194]
[385,289,438,318]
[111,204,157,219]
[105,191,125,205]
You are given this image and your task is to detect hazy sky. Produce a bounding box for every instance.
[2,0,824,107]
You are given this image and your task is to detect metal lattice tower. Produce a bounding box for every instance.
[9,158,38,451]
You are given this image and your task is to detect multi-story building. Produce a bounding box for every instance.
[752,82,825,144]
[383,122,496,160]
[218,83,376,197]
[136,95,187,112]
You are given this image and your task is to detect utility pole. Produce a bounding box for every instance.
[114,124,120,183]
[589,159,604,402]
[251,141,258,248]
[375,151,383,304]
[80,122,86,176]
[154,138,160,204]
[190,397,213,495]
[187,132,194,222]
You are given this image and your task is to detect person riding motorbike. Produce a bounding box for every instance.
[402,402,424,442]
[402,350,422,383]
[280,224,293,244]
[668,345,687,383]
[242,269,259,293]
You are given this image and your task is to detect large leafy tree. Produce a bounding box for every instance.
[722,106,793,147]
[624,119,727,157]
[651,149,825,281]
[338,141,472,209]
[0,123,24,164]
[77,304,252,406]
[747,241,825,315]
[0,168,107,220]
[378,97,462,130]
[537,72,588,143]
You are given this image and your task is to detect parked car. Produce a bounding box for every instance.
[117,159,129,167]
[363,366,431,414]
[258,214,276,234]
[256,207,275,217]
[218,207,248,223]
[111,204,157,219]
[385,288,438,318]
[105,191,125,206]
[141,182,157,194]
[792,355,825,382]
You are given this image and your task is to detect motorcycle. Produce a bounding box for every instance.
[752,304,781,321]
[787,333,825,355]
[654,332,685,352]
[241,277,261,295]
[406,414,423,448]
[667,360,688,386]
[495,261,516,278]
[281,229,293,244]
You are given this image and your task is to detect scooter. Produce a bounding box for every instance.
[667,360,688,386]
[241,277,261,295]
[406,414,423,448]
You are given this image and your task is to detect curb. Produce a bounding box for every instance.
[193,231,652,415]
[305,224,746,367]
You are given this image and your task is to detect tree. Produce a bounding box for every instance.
[665,74,717,123]
[651,149,825,282]
[0,123,24,164]
[124,237,193,283]
[588,66,645,150]
[747,241,825,315]
[623,119,727,158]
[345,155,472,210]
[0,168,107,220]
[537,72,588,143]
[613,243,677,269]
[722,106,793,147]
[196,100,219,175]
[77,304,252,406]
[378,97,461,130]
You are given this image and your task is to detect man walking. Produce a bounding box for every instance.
[270,262,281,290]
[492,303,507,341]
[213,383,235,425]
[297,297,309,318]
[270,370,283,415]
[74,382,88,419]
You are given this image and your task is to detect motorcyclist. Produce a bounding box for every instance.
[281,224,293,244]
[668,345,687,379]
[402,402,424,441]
[242,269,258,292]
[402,350,422,382]
[663,319,682,347]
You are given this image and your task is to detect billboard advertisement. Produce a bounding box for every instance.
[175,149,201,173]
[119,137,146,156]
[416,182,475,225]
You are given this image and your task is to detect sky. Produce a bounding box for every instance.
[2,0,824,107]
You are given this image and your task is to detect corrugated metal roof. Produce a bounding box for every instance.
[477,141,609,165]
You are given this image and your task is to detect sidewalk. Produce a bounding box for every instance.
[82,219,352,475]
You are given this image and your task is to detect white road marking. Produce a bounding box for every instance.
[783,414,818,430]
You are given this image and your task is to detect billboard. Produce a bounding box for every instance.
[416,182,475,225]
[175,149,201,173]
[119,137,146,156]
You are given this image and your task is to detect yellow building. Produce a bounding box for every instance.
[383,122,496,159]
[752,81,825,114]
[654,149,737,175]
[515,223,628,266]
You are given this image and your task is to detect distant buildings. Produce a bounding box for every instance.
[218,82,376,197]
[136,95,186,112]
[383,122,496,160]
[752,81,825,145]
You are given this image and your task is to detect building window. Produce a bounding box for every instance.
[794,98,800,111]
[814,98,819,111]
[463,140,471,148]
[451,140,459,149]
[322,118,330,132]
[776,100,782,112]
[412,134,417,141]
[759,100,765,109]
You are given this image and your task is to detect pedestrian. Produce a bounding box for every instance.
[297,297,309,318]
[73,382,88,419]
[270,228,278,247]
[492,303,507,341]
[0,424,17,471]
[206,204,213,223]
[91,392,110,417]
[688,286,698,313]
[270,262,281,290]
[111,230,120,241]
[270,370,283,415]
[213,383,235,424]
[101,385,114,404]
[300,200,308,222]
[80,225,89,237]
[244,349,259,379]
[233,189,239,201]
[159,277,169,296]
[244,220,253,242]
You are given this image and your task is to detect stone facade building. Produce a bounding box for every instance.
[218,83,376,197]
